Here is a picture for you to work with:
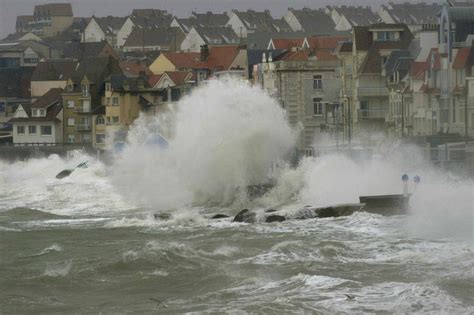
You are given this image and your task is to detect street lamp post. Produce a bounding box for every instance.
[344,94,351,144]
[396,87,406,138]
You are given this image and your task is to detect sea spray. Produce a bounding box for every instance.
[111,79,296,210]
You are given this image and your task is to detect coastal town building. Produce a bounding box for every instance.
[122,27,185,53]
[61,56,122,144]
[226,10,281,38]
[180,26,240,52]
[82,16,127,48]
[326,6,380,32]
[9,88,63,144]
[62,41,118,60]
[30,59,77,99]
[18,3,74,38]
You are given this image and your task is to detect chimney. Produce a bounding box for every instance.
[200,44,209,61]
[262,52,266,63]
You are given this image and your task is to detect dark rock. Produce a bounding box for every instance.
[294,207,318,220]
[211,214,229,219]
[233,209,256,223]
[265,215,286,223]
[154,213,171,220]
[264,209,278,213]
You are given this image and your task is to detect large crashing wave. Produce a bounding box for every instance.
[110,79,296,210]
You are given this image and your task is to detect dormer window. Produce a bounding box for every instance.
[39,109,45,117]
[105,82,111,92]
[81,84,89,96]
[67,83,73,92]
[376,31,397,42]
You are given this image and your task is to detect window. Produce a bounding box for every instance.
[82,100,90,112]
[112,116,119,124]
[360,101,369,118]
[106,116,111,124]
[67,118,75,126]
[96,133,105,144]
[41,125,52,135]
[96,116,105,125]
[105,82,111,92]
[67,100,75,108]
[28,125,36,134]
[32,109,38,117]
[313,75,322,89]
[17,125,25,134]
[68,134,75,143]
[81,84,89,96]
[376,31,397,42]
[39,109,45,117]
[304,147,314,157]
[106,97,111,105]
[313,98,323,116]
[112,97,119,106]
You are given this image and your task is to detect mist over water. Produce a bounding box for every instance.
[0,78,472,312]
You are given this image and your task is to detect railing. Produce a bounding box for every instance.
[358,87,389,97]
[75,124,91,131]
[358,109,388,120]
[75,107,91,113]
[0,142,89,147]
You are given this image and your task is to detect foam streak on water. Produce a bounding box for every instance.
[0,79,472,313]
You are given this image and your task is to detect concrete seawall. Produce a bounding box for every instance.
[0,144,97,161]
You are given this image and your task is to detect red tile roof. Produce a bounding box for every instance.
[270,38,305,49]
[314,50,338,61]
[307,36,348,50]
[205,45,240,70]
[280,50,309,61]
[163,52,201,68]
[410,61,427,80]
[119,60,153,77]
[148,74,163,87]
[452,47,471,69]
[165,71,192,85]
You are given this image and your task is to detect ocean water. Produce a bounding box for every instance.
[0,80,473,313]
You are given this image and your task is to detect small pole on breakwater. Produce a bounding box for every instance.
[402,174,409,197]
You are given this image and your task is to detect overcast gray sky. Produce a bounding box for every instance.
[0,0,441,39]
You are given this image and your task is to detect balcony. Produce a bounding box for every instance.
[358,109,388,120]
[75,123,91,131]
[358,87,389,97]
[75,106,91,114]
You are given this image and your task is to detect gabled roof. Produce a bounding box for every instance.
[172,18,199,33]
[194,26,239,45]
[231,9,277,32]
[0,32,42,43]
[130,13,173,29]
[381,2,441,25]
[306,36,348,50]
[132,9,170,17]
[148,74,163,87]
[331,5,380,26]
[269,38,305,50]
[204,45,241,70]
[31,59,78,81]
[453,47,472,69]
[108,74,150,91]
[384,50,412,77]
[31,88,62,108]
[94,16,127,35]
[161,71,193,86]
[272,18,292,32]
[16,15,34,27]
[247,49,285,66]
[246,31,310,49]
[191,11,229,27]
[10,89,63,123]
[162,51,201,68]
[119,60,153,77]
[289,8,345,36]
[123,27,182,48]
[62,41,112,59]
[410,61,428,80]
[70,56,120,84]
[34,3,73,17]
